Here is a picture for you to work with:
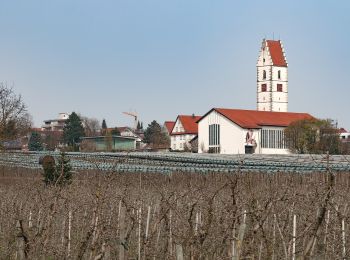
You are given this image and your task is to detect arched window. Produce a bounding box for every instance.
[263,70,266,79]
[278,70,281,79]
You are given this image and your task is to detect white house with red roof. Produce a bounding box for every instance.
[197,108,314,154]
[257,39,288,112]
[170,115,201,151]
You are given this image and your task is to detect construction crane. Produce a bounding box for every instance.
[122,111,138,130]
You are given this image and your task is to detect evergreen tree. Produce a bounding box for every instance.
[63,112,85,150]
[102,119,107,130]
[101,119,107,135]
[144,120,170,148]
[42,153,72,185]
[28,131,43,151]
[141,122,143,130]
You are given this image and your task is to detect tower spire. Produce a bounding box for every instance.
[256,39,288,112]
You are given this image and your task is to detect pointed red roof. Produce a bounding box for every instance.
[199,108,314,129]
[173,115,201,134]
[266,40,287,67]
[164,121,175,134]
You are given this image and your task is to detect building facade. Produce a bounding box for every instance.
[170,115,201,151]
[257,39,288,112]
[198,108,313,154]
[42,113,69,131]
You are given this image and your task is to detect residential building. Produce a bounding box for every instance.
[257,39,288,112]
[42,113,69,131]
[197,108,314,154]
[170,115,201,151]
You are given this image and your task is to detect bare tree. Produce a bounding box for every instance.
[80,115,101,137]
[0,83,32,140]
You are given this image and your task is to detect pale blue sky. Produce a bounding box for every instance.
[0,1,349,129]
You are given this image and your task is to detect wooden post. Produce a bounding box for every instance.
[169,209,173,257]
[176,244,184,260]
[119,205,126,260]
[292,214,296,260]
[138,207,142,260]
[67,210,72,258]
[145,205,151,240]
[16,220,27,260]
[28,211,32,229]
[342,218,346,260]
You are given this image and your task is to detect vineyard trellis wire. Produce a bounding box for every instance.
[1,151,350,173]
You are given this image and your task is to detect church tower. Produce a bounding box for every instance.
[257,39,288,112]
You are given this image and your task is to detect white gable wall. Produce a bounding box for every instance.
[198,110,258,154]
[198,110,292,154]
[170,118,195,151]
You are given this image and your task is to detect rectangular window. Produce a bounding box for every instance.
[209,124,220,153]
[277,84,283,92]
[261,129,286,149]
[261,84,267,92]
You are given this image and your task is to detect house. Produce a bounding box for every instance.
[197,108,314,154]
[170,115,201,151]
[339,128,350,143]
[42,113,69,131]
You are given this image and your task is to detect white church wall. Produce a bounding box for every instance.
[198,110,259,154]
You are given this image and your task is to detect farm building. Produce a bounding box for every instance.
[170,115,201,151]
[80,136,137,152]
[197,108,314,154]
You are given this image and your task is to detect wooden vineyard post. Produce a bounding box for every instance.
[292,214,296,260]
[324,209,330,257]
[144,205,151,258]
[233,210,247,260]
[342,218,346,260]
[176,244,184,260]
[28,211,32,230]
[169,209,173,257]
[67,210,72,258]
[119,204,126,260]
[16,220,27,260]
[138,207,142,260]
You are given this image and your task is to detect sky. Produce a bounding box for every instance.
[0,0,349,129]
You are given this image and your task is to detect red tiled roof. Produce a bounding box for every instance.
[172,115,201,134]
[179,115,201,134]
[339,128,348,134]
[164,121,175,134]
[266,40,287,67]
[206,108,314,129]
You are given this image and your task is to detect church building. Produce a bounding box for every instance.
[257,39,288,112]
[196,39,315,154]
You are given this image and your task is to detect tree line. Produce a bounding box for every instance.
[1,82,348,154]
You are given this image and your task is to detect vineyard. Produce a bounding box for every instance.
[1,152,350,259]
[1,151,350,174]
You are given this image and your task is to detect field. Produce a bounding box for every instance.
[1,152,350,259]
